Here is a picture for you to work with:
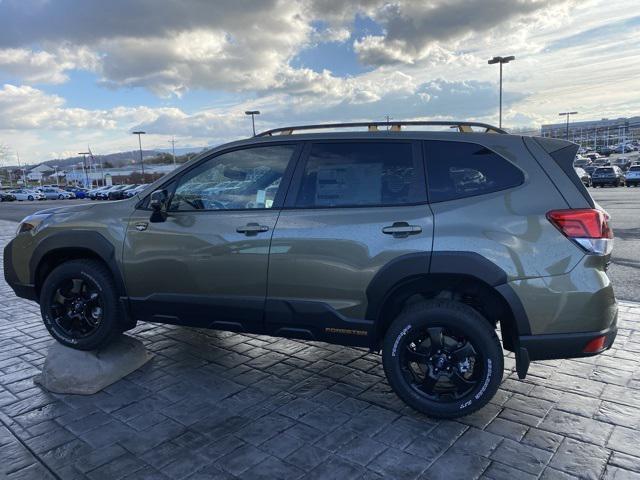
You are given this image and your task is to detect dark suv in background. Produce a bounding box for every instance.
[592,166,626,187]
[4,121,617,418]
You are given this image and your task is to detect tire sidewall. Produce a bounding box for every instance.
[383,303,503,418]
[40,262,119,350]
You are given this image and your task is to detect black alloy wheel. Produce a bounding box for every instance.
[383,300,503,418]
[400,326,483,402]
[47,277,104,339]
[40,259,122,350]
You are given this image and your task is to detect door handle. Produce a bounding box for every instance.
[382,222,422,238]
[236,223,270,235]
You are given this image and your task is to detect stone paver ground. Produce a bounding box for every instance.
[1,219,639,479]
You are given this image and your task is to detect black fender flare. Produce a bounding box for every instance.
[29,230,127,298]
[366,251,532,343]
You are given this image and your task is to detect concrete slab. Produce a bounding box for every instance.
[34,335,153,395]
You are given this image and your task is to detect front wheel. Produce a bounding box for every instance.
[40,259,122,350]
[28,195,34,201]
[382,300,503,418]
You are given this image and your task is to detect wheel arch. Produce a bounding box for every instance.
[366,251,531,352]
[30,231,126,300]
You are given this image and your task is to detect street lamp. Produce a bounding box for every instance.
[132,131,146,177]
[558,112,578,140]
[245,111,260,136]
[169,137,177,166]
[78,152,91,187]
[488,55,515,129]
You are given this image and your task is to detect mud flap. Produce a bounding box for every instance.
[515,346,530,379]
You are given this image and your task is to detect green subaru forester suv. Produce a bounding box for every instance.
[4,121,617,418]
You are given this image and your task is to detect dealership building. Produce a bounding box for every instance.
[541,116,640,147]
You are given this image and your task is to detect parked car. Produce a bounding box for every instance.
[5,121,617,419]
[596,146,614,157]
[574,167,591,187]
[591,166,626,187]
[64,186,88,199]
[108,185,137,200]
[610,156,632,171]
[123,184,149,198]
[625,165,640,187]
[0,191,16,201]
[573,155,591,167]
[584,165,598,177]
[39,187,74,200]
[88,186,111,200]
[9,189,46,201]
[96,185,124,200]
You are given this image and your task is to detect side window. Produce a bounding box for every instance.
[425,141,524,203]
[294,142,425,207]
[169,144,297,211]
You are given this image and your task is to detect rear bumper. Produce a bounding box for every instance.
[518,322,617,362]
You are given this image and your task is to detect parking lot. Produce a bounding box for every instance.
[0,190,639,479]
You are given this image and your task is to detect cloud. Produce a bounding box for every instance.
[355,0,572,66]
[0,47,99,84]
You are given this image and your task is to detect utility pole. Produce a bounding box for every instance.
[384,115,392,131]
[245,111,260,136]
[169,137,177,166]
[488,56,515,128]
[132,131,146,178]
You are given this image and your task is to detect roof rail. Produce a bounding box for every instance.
[256,121,507,137]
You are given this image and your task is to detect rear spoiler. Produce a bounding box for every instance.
[533,137,594,208]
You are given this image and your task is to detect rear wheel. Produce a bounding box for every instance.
[40,259,121,350]
[382,300,503,418]
[28,195,34,201]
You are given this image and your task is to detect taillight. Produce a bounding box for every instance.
[583,335,607,353]
[547,209,613,255]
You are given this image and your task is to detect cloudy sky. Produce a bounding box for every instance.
[0,0,638,165]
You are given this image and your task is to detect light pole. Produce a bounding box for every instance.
[558,112,578,140]
[132,131,146,178]
[488,55,515,129]
[245,111,260,136]
[169,137,177,166]
[78,152,91,187]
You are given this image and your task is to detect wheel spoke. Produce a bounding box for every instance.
[418,374,438,395]
[451,371,475,391]
[427,327,444,351]
[70,279,83,295]
[405,346,429,364]
[452,342,475,361]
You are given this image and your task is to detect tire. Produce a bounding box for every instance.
[382,300,503,419]
[58,194,64,199]
[39,259,122,350]
[28,195,33,201]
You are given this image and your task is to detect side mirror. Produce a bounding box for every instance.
[149,190,168,222]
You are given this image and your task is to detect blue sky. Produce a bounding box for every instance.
[0,0,639,164]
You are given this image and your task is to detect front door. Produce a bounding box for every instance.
[122,143,299,332]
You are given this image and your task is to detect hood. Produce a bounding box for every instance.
[33,201,98,216]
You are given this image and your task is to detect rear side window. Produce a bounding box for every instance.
[425,140,524,203]
[294,142,426,207]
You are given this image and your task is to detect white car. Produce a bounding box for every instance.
[10,189,45,201]
[39,187,74,200]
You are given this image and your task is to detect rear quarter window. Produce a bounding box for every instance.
[425,140,524,203]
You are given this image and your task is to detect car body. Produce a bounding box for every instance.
[0,191,16,201]
[124,184,148,198]
[591,166,626,187]
[97,185,126,200]
[625,165,640,186]
[4,121,617,419]
[610,156,632,171]
[88,186,112,200]
[574,167,591,187]
[39,187,74,200]
[573,155,591,168]
[65,187,87,199]
[108,185,137,200]
[9,189,45,201]
[596,146,614,157]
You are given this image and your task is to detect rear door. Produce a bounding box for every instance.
[266,140,433,346]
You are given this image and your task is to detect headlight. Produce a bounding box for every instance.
[16,213,53,236]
